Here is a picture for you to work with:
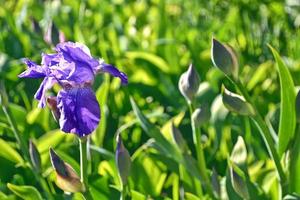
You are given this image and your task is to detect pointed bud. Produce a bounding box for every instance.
[295,90,300,123]
[0,81,8,107]
[211,38,238,79]
[230,165,249,199]
[192,105,211,126]
[178,64,200,103]
[211,168,220,198]
[116,134,131,186]
[29,140,41,172]
[171,123,188,152]
[49,148,85,193]
[47,96,60,122]
[222,86,255,116]
[231,136,247,166]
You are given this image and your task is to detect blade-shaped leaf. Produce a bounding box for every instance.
[130,97,202,181]
[0,138,24,165]
[269,45,296,156]
[7,183,43,200]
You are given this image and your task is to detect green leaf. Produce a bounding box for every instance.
[0,138,24,164]
[7,183,43,200]
[93,75,110,146]
[130,97,181,160]
[130,97,202,181]
[269,45,296,156]
[126,51,172,73]
[37,129,66,153]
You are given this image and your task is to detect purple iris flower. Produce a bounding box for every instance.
[19,42,128,137]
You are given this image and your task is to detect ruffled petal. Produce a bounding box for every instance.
[34,77,56,108]
[97,63,128,85]
[18,59,46,78]
[53,42,97,84]
[57,87,100,137]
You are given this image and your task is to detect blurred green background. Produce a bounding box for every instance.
[1,0,300,199]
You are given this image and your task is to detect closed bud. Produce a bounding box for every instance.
[29,140,41,172]
[222,86,255,116]
[296,90,300,123]
[230,136,247,166]
[116,134,131,186]
[192,105,211,126]
[171,122,188,152]
[230,165,249,200]
[211,38,238,79]
[0,81,8,107]
[49,148,85,193]
[178,64,200,103]
[211,168,220,198]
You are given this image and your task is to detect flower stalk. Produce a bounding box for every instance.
[188,103,213,196]
[79,137,93,200]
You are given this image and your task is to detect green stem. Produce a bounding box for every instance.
[80,137,93,200]
[289,124,300,193]
[188,103,214,196]
[235,80,288,195]
[2,105,54,199]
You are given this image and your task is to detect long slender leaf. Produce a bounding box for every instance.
[7,183,43,200]
[0,138,24,164]
[269,46,296,156]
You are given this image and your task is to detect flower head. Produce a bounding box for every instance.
[19,41,128,137]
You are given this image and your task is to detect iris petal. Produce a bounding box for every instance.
[18,59,46,78]
[34,77,56,108]
[57,87,100,137]
[98,63,128,85]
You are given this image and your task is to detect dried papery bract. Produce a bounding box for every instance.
[178,64,200,103]
[116,134,131,186]
[222,86,255,116]
[49,148,85,193]
[211,38,239,80]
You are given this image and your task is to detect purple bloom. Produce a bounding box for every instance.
[19,41,127,137]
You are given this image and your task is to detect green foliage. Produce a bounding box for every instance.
[7,183,43,200]
[269,46,296,156]
[1,0,300,199]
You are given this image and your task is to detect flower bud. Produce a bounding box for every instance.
[230,136,247,166]
[49,148,85,193]
[29,140,41,172]
[192,105,211,126]
[116,134,131,186]
[296,90,300,123]
[222,86,255,116]
[230,165,249,199]
[0,81,8,107]
[171,122,188,152]
[211,38,238,79]
[178,64,200,103]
